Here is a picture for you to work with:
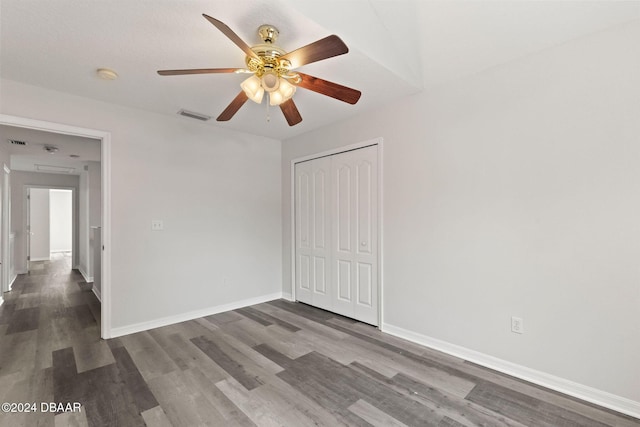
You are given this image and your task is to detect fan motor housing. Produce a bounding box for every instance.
[250,44,286,59]
[245,24,292,77]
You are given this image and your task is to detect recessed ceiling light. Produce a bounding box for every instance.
[69,154,80,158]
[43,145,59,154]
[97,68,118,80]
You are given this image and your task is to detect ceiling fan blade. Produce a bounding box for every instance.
[296,73,361,105]
[202,14,260,61]
[217,91,249,121]
[157,68,242,76]
[279,99,303,126]
[281,35,348,69]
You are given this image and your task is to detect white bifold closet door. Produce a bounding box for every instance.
[295,145,378,325]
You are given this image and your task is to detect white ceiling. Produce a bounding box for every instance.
[1,1,638,140]
[0,125,100,175]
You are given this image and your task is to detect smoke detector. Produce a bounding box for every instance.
[43,145,59,154]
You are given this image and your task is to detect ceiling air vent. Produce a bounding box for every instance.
[177,109,211,121]
[9,139,28,146]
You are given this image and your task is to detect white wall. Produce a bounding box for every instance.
[78,166,89,277]
[10,172,80,273]
[50,189,72,253]
[282,21,640,405]
[79,161,100,282]
[88,161,100,281]
[29,188,50,261]
[88,161,100,228]
[0,141,10,298]
[0,79,282,330]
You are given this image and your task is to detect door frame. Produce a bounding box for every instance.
[1,165,10,297]
[24,185,76,267]
[0,114,112,339]
[290,137,384,327]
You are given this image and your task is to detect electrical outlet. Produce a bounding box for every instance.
[511,316,524,334]
[151,220,163,231]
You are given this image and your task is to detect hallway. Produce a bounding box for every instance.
[0,253,100,426]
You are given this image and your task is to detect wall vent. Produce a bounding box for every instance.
[178,109,211,121]
[9,139,28,146]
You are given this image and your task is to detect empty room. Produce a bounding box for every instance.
[0,1,639,426]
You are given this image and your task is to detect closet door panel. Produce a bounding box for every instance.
[331,146,378,323]
[353,146,378,325]
[332,156,356,316]
[295,161,313,304]
[357,262,372,306]
[336,165,351,252]
[297,144,378,325]
[310,156,332,309]
[296,156,332,310]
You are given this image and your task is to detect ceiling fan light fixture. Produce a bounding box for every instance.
[261,72,280,93]
[240,75,264,104]
[269,78,296,106]
[158,15,358,126]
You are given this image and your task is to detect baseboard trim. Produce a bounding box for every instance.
[381,323,640,419]
[282,292,294,302]
[109,292,284,339]
[9,274,17,289]
[30,257,50,262]
[92,286,102,302]
[78,265,93,284]
[9,273,18,291]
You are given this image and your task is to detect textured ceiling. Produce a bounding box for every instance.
[1,1,638,140]
[0,125,100,174]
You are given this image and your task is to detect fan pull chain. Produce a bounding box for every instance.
[266,94,271,123]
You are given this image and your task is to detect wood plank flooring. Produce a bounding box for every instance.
[0,254,638,426]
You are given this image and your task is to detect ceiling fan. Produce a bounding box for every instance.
[157,14,361,126]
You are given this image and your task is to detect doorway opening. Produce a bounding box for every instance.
[0,114,112,338]
[26,187,74,274]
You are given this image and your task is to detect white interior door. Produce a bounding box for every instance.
[28,188,52,265]
[295,145,379,325]
[331,146,378,324]
[294,156,332,310]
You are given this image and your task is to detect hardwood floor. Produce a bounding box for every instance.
[0,255,638,426]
